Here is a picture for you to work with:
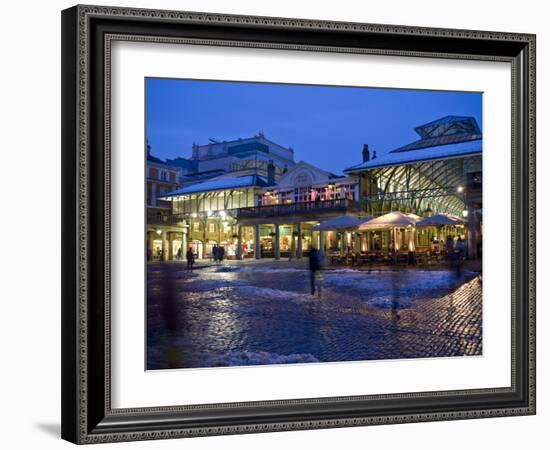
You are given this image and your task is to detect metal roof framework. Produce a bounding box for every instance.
[362,156,479,217]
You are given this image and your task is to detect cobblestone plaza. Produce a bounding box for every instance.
[147,260,482,369]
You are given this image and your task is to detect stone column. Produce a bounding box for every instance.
[254,224,261,259]
[342,232,347,253]
[353,232,360,253]
[182,231,187,257]
[408,227,416,252]
[319,230,326,263]
[296,222,303,259]
[236,225,243,260]
[168,232,174,260]
[161,230,167,261]
[274,224,280,260]
[290,225,296,260]
[407,226,416,264]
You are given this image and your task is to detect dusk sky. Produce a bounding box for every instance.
[146,78,482,173]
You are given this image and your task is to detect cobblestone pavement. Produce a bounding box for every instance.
[147,260,482,369]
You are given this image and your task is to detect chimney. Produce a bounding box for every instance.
[372,150,377,160]
[146,140,151,157]
[362,144,370,162]
[267,160,276,185]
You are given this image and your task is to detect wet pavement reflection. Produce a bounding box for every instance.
[147,261,482,369]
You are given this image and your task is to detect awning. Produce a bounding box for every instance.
[358,211,420,231]
[312,215,370,231]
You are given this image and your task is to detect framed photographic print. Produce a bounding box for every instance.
[61,4,536,444]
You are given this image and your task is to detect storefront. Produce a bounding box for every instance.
[191,239,203,259]
[172,238,183,260]
[152,239,163,260]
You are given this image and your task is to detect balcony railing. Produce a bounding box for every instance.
[236,198,359,219]
[148,199,359,224]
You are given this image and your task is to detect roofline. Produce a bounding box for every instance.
[415,114,473,130]
[160,176,267,198]
[391,135,482,153]
[195,135,294,153]
[344,150,482,173]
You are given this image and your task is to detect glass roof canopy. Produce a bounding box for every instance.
[360,157,481,217]
[345,116,482,218]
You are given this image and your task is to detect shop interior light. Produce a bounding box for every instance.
[462,209,469,217]
[457,185,464,193]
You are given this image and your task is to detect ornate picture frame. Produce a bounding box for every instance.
[61,5,536,444]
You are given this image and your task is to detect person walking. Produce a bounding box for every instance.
[186,246,195,271]
[218,245,225,263]
[309,247,321,296]
[446,235,455,262]
[212,244,219,264]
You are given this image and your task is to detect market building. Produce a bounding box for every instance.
[344,115,482,258]
[234,161,360,259]
[148,115,482,262]
[156,133,361,259]
[152,134,297,260]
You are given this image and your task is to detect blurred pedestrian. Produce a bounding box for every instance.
[309,247,321,296]
[212,244,219,264]
[186,246,195,271]
[219,245,225,263]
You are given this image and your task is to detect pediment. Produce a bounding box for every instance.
[276,161,334,188]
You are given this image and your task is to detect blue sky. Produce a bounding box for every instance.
[146,78,482,173]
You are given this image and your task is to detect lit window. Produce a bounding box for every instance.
[193,222,200,232]
[209,223,215,233]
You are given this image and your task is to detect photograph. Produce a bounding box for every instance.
[56,2,537,445]
[145,79,483,370]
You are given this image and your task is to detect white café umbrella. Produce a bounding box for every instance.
[358,211,420,256]
[358,211,419,230]
[312,215,368,231]
[416,213,466,228]
[313,215,370,254]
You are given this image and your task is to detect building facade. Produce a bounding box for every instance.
[146,146,184,261]
[147,116,482,262]
[156,135,361,260]
[345,115,482,258]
